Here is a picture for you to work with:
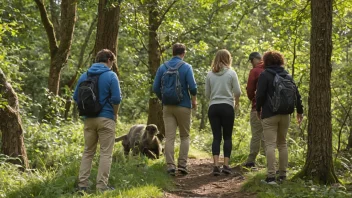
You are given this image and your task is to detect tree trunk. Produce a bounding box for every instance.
[34,0,77,95]
[64,16,97,120]
[146,0,165,140]
[94,0,121,75]
[347,123,352,150]
[295,0,338,184]
[199,97,207,131]
[0,69,29,169]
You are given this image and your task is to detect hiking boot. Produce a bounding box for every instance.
[261,177,277,185]
[213,166,221,176]
[76,187,89,196]
[167,168,176,176]
[97,186,115,193]
[177,166,189,175]
[277,175,287,183]
[222,165,232,175]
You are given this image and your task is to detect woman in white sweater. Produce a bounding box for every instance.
[205,49,241,176]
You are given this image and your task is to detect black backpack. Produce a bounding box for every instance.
[266,68,297,114]
[77,71,109,116]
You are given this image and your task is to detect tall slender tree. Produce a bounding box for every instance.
[146,0,177,140]
[93,0,122,74]
[34,0,77,95]
[0,69,29,169]
[296,0,338,184]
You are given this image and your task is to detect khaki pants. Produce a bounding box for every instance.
[78,117,116,189]
[262,114,290,178]
[246,110,265,163]
[163,106,191,169]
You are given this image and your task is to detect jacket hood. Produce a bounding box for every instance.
[266,65,288,74]
[87,63,111,75]
[213,66,230,76]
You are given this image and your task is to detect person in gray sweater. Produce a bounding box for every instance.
[205,49,241,176]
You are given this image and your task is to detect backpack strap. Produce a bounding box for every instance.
[164,62,170,69]
[175,61,185,70]
[163,61,185,70]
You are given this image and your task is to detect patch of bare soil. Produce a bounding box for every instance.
[163,158,256,198]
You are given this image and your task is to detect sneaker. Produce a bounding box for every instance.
[76,187,89,195]
[213,166,221,176]
[261,177,277,185]
[177,166,189,175]
[277,175,286,182]
[222,165,232,175]
[97,186,115,193]
[167,168,176,176]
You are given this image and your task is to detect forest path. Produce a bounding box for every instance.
[163,158,256,198]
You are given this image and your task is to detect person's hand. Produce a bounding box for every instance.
[256,111,261,120]
[114,114,118,121]
[297,113,303,125]
[235,102,240,110]
[192,102,197,109]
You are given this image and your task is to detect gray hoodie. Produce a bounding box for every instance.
[205,67,241,108]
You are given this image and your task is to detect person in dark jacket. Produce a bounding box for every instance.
[256,50,303,184]
[244,52,265,169]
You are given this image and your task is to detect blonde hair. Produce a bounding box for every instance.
[211,49,232,73]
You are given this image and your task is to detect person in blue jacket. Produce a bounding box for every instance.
[73,49,122,192]
[153,43,197,176]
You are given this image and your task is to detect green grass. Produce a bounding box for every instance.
[1,116,352,198]
[1,152,173,198]
[242,171,352,198]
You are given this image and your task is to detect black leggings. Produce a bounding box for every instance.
[208,103,235,158]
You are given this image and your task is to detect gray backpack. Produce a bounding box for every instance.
[161,61,185,105]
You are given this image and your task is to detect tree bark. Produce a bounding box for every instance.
[0,69,29,169]
[49,0,60,41]
[64,16,97,120]
[146,0,177,141]
[146,0,164,140]
[347,121,352,150]
[94,0,121,75]
[295,0,338,184]
[34,0,77,95]
[199,97,207,131]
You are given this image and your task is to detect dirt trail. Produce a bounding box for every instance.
[163,158,256,198]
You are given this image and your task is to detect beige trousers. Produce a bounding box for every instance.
[246,110,265,163]
[163,105,191,169]
[78,117,116,189]
[262,114,290,178]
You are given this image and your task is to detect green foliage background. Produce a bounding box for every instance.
[0,0,352,197]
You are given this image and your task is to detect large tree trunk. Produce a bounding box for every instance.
[146,0,177,141]
[295,0,338,184]
[146,0,165,140]
[0,69,29,169]
[94,0,121,74]
[34,0,77,95]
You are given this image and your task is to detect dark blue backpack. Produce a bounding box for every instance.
[161,61,185,105]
